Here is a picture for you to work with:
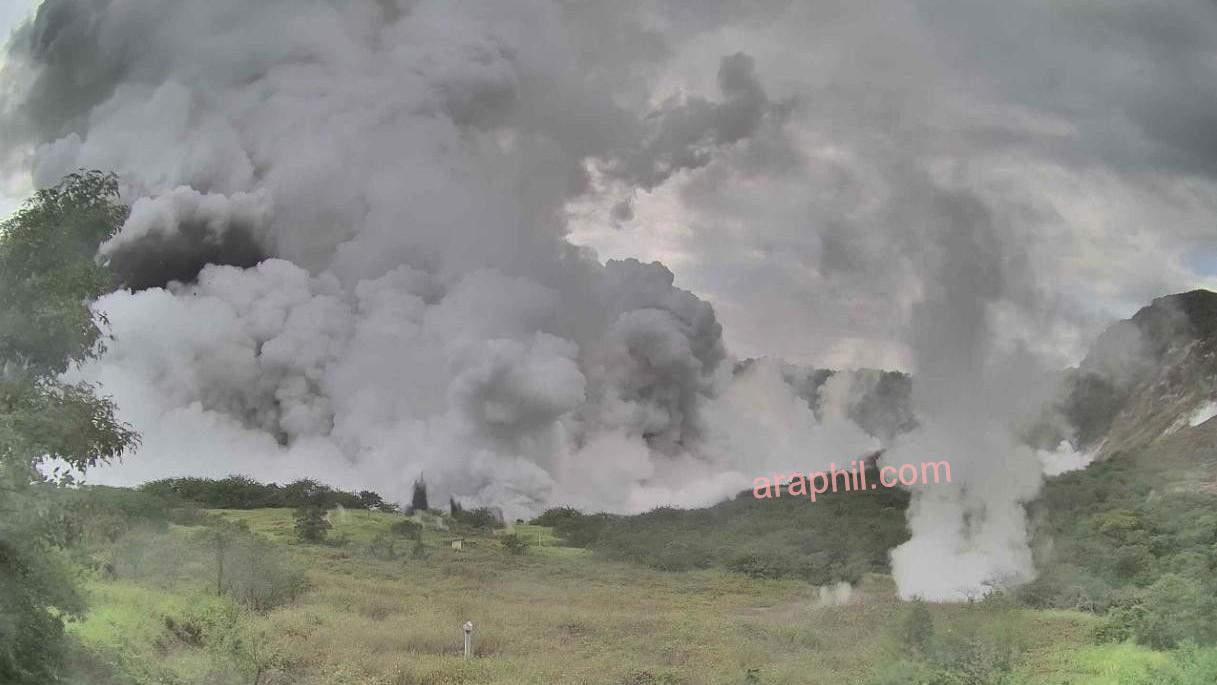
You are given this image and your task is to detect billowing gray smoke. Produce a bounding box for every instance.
[0,0,877,517]
[4,0,1216,600]
[884,189,1054,600]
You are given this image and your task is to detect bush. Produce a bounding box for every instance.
[501,533,529,555]
[410,537,428,560]
[1092,605,1138,644]
[390,519,422,540]
[161,596,288,683]
[452,507,504,531]
[217,535,308,611]
[107,526,194,586]
[0,541,85,685]
[531,506,582,528]
[368,533,403,560]
[727,552,800,580]
[554,512,615,547]
[1132,574,1217,649]
[869,633,1017,684]
[293,506,331,543]
[1146,645,1217,685]
[194,524,307,611]
[902,600,933,654]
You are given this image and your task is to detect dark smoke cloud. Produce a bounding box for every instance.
[1,0,877,522]
[97,187,272,289]
[2,0,1217,599]
[603,52,793,189]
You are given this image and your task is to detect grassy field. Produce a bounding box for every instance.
[59,506,1204,685]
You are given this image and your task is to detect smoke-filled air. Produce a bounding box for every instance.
[3,0,1217,610]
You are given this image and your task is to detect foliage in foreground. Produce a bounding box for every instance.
[0,171,140,684]
[1020,454,1217,649]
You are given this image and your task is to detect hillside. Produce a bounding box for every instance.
[33,290,1217,683]
[771,290,1217,469]
[48,490,1217,684]
[1055,289,1217,460]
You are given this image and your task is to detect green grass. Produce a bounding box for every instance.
[64,506,1204,685]
[1018,642,1171,684]
[209,507,411,545]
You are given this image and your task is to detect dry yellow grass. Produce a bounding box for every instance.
[139,509,1095,684]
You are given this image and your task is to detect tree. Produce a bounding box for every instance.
[283,478,326,507]
[194,519,248,596]
[453,506,505,531]
[356,489,385,511]
[293,506,331,543]
[410,477,429,513]
[0,171,140,683]
[1132,574,1217,649]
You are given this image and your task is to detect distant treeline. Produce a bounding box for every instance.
[139,476,396,511]
[532,464,911,585]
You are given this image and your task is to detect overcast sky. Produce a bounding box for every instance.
[4,1,1213,595]
[2,0,1216,371]
[0,0,36,220]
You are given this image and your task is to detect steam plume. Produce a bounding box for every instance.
[0,0,872,518]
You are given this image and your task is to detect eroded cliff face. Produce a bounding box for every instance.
[1052,290,1217,460]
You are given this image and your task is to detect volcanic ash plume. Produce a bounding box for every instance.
[886,191,1049,601]
[0,0,873,517]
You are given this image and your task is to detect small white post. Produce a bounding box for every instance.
[462,620,473,659]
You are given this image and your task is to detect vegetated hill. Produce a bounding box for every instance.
[1021,418,1217,649]
[58,484,1214,685]
[577,290,1217,589]
[765,289,1217,465]
[536,462,910,585]
[1018,292,1217,648]
[1048,289,1217,460]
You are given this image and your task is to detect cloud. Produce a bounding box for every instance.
[4,0,1217,593]
[602,51,793,189]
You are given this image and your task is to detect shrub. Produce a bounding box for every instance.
[1146,645,1217,684]
[410,537,428,560]
[293,506,331,543]
[390,519,422,540]
[925,637,1016,684]
[217,535,308,611]
[0,541,85,685]
[1113,544,1154,582]
[902,600,933,654]
[727,552,798,580]
[107,526,194,586]
[369,533,402,560]
[554,512,615,547]
[452,507,504,531]
[191,522,307,611]
[531,506,582,528]
[1132,574,1217,649]
[1092,605,1138,644]
[162,597,288,683]
[501,533,529,555]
